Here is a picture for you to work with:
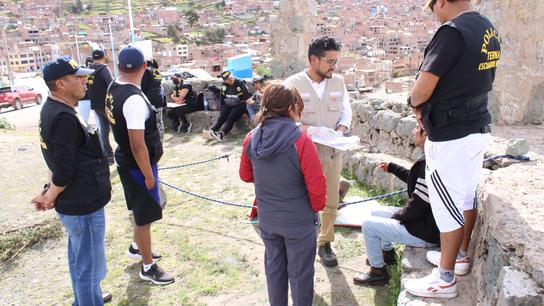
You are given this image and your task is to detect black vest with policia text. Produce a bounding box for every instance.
[39,98,111,215]
[106,81,163,169]
[421,12,501,142]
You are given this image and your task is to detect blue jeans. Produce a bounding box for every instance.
[362,206,437,268]
[58,208,106,306]
[246,103,260,119]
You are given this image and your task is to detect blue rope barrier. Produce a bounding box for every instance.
[159,180,257,209]
[160,180,406,210]
[158,154,231,171]
[484,154,530,163]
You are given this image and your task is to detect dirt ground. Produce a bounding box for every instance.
[0,105,395,306]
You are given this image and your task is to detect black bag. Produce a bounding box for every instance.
[202,85,221,111]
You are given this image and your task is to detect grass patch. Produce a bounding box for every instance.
[342,170,405,207]
[384,246,403,306]
[0,219,63,263]
[0,118,14,130]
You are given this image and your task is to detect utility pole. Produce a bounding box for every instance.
[128,0,136,43]
[108,18,118,78]
[1,19,14,87]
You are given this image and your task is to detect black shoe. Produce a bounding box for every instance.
[353,266,389,286]
[365,249,397,266]
[178,123,192,134]
[102,291,113,303]
[318,242,338,267]
[139,263,175,285]
[209,130,224,141]
[127,244,162,260]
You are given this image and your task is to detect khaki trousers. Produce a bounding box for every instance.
[317,146,343,246]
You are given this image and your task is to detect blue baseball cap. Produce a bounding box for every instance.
[42,56,94,82]
[118,46,145,71]
[92,48,106,60]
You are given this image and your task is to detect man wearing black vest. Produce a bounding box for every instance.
[405,0,501,298]
[106,46,174,285]
[32,56,112,305]
[208,71,251,141]
[88,49,114,163]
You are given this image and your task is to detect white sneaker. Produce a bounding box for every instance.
[405,268,458,299]
[426,250,470,276]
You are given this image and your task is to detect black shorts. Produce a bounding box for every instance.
[118,165,162,226]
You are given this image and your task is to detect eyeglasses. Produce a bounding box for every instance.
[319,57,339,66]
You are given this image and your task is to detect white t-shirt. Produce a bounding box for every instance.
[116,81,150,130]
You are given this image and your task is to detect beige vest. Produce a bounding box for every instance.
[286,71,346,161]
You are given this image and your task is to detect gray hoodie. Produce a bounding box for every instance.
[247,117,316,227]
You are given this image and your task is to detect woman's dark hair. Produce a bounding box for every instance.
[255,80,304,125]
[308,36,341,62]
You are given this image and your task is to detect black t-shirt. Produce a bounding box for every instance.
[221,79,251,106]
[420,26,463,78]
[88,63,113,110]
[141,67,165,108]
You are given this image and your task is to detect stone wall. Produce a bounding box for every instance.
[351,97,422,161]
[475,0,544,124]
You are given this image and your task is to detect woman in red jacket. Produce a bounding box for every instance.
[239,81,327,306]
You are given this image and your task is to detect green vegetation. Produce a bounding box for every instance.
[184,8,199,28]
[0,220,63,263]
[255,66,271,77]
[0,118,14,130]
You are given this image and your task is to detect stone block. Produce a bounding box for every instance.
[496,267,543,306]
[163,110,248,135]
[401,246,437,272]
[353,101,377,123]
[369,98,386,110]
[396,116,418,139]
[374,110,401,133]
[505,139,530,156]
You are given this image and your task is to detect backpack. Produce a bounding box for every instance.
[201,85,221,111]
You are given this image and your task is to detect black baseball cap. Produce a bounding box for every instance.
[42,56,94,82]
[118,46,145,71]
[92,49,106,60]
[221,71,232,81]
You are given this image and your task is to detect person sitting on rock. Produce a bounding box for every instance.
[208,71,251,141]
[168,73,200,134]
[246,76,265,121]
[353,126,439,286]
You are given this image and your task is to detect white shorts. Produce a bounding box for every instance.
[425,133,490,232]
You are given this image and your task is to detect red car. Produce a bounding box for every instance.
[0,85,42,110]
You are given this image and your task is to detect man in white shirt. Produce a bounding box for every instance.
[285,36,352,267]
[106,46,174,285]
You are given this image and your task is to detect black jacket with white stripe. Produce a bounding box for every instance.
[388,157,440,244]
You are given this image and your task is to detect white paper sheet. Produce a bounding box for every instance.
[307,126,360,151]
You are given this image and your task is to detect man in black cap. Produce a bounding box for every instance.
[105,45,174,285]
[88,48,114,163]
[168,73,200,133]
[208,70,251,141]
[32,56,112,305]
